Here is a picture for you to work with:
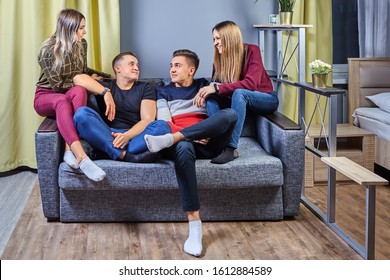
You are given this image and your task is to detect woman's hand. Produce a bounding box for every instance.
[104,92,116,121]
[193,92,205,108]
[193,85,216,107]
[111,132,130,149]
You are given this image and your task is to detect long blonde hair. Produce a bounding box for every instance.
[40,9,85,72]
[212,21,244,83]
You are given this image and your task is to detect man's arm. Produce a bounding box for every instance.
[156,99,172,121]
[112,99,156,149]
[156,98,185,133]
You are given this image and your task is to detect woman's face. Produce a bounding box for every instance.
[77,18,86,42]
[213,29,222,54]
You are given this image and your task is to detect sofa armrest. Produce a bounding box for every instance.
[35,117,62,221]
[264,112,300,130]
[38,117,57,132]
[256,113,305,217]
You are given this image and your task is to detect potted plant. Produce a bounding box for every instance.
[256,0,296,25]
[309,59,333,88]
[278,0,296,24]
[278,0,296,12]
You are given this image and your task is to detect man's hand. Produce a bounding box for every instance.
[193,138,210,145]
[104,92,116,121]
[91,73,103,81]
[111,132,129,149]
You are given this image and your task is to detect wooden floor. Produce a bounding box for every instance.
[0,170,37,256]
[1,177,389,260]
[304,182,390,259]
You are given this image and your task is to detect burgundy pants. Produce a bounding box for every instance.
[34,86,87,146]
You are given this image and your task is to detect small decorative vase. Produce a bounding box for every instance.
[279,12,293,25]
[312,73,328,88]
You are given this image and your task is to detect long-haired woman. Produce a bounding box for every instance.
[34,9,113,181]
[195,20,279,164]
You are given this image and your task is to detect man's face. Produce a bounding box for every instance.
[115,55,140,81]
[170,56,194,86]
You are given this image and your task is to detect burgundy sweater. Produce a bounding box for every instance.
[217,44,273,96]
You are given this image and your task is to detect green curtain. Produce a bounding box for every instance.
[281,0,333,124]
[0,0,120,172]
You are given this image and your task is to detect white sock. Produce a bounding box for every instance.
[79,157,106,182]
[144,133,174,152]
[184,220,203,257]
[64,150,79,169]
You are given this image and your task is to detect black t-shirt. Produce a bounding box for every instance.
[99,79,156,129]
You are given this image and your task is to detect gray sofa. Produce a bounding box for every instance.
[35,78,305,222]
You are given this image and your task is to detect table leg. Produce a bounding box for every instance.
[366,185,376,260]
[327,95,338,223]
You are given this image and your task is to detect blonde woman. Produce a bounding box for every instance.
[34,9,114,181]
[194,20,278,164]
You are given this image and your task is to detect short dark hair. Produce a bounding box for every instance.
[112,51,137,74]
[173,49,200,72]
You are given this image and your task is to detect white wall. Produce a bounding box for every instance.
[120,0,276,78]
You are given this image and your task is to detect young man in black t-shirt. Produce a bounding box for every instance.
[73,52,170,162]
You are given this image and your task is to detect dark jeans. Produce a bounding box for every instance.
[162,108,237,212]
[74,106,170,160]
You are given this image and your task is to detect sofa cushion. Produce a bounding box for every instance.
[59,137,283,190]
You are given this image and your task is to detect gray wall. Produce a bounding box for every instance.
[120,0,276,78]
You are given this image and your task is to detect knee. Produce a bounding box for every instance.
[54,95,72,110]
[231,90,250,111]
[72,85,88,101]
[73,106,92,124]
[56,94,70,103]
[232,89,246,100]
[73,85,87,94]
[153,120,171,134]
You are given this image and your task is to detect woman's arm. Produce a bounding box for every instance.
[73,74,116,121]
[217,44,272,96]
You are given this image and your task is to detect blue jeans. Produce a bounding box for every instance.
[74,106,170,160]
[162,108,237,211]
[206,89,279,149]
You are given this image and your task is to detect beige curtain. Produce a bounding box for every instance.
[281,0,333,124]
[0,0,120,172]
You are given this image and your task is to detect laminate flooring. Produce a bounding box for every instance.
[0,170,37,256]
[1,171,389,260]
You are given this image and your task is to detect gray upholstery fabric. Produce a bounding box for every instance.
[34,78,305,222]
[59,186,283,222]
[35,130,62,221]
[256,115,305,216]
[59,138,283,190]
